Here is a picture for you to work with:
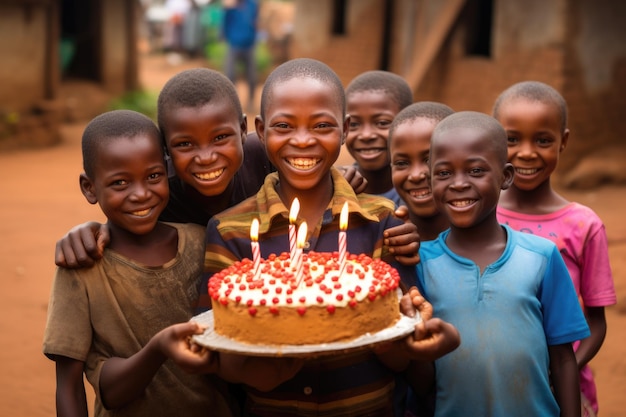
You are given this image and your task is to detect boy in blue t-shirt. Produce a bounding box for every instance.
[416,111,590,417]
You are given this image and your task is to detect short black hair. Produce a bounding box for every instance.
[492,81,568,133]
[431,111,508,165]
[260,58,345,119]
[345,70,413,111]
[82,110,161,179]
[157,68,243,136]
[390,101,454,139]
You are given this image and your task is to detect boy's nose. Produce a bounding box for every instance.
[289,130,315,147]
[194,147,219,163]
[129,184,151,201]
[517,141,537,159]
[357,124,376,139]
[407,163,428,182]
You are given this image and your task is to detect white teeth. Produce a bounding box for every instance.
[516,168,538,175]
[408,189,431,199]
[287,158,320,170]
[357,149,383,155]
[196,168,224,180]
[132,209,151,217]
[451,200,475,207]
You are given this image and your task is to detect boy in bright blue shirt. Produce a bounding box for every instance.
[416,111,590,417]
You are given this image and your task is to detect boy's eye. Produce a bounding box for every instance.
[391,160,409,169]
[536,137,553,146]
[376,119,392,129]
[148,172,164,181]
[172,140,192,148]
[213,134,229,143]
[507,136,518,145]
[469,167,485,176]
[314,122,335,131]
[434,169,450,179]
[349,121,361,131]
[272,122,291,130]
[111,179,128,187]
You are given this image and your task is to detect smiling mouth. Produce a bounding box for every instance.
[355,148,385,155]
[287,157,320,170]
[195,168,225,180]
[516,167,539,175]
[450,199,476,208]
[408,189,431,199]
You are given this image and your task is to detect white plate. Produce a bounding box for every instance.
[190,309,421,357]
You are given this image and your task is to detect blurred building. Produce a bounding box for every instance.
[0,0,139,148]
[289,0,626,179]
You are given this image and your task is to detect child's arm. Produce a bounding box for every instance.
[98,322,213,409]
[575,306,607,369]
[55,221,110,268]
[548,343,581,417]
[55,356,88,417]
[384,206,420,266]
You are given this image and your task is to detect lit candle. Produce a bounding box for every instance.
[288,198,300,260]
[294,221,307,283]
[338,202,349,267]
[250,218,261,277]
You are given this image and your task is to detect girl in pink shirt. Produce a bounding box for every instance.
[494,81,616,416]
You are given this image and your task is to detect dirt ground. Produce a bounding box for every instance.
[0,53,624,416]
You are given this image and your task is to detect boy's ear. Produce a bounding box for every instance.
[341,114,350,145]
[79,173,98,205]
[501,162,515,190]
[559,128,570,152]
[240,116,248,145]
[255,115,266,145]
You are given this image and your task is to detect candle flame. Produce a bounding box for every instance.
[339,202,349,231]
[289,198,300,223]
[296,221,307,248]
[250,218,259,242]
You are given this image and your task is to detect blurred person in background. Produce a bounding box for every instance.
[222,0,259,112]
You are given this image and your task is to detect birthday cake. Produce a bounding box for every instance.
[208,251,402,345]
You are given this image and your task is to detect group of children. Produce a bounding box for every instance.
[43,56,615,417]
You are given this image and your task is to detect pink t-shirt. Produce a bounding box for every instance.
[497,202,617,412]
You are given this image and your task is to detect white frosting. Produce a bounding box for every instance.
[209,252,400,309]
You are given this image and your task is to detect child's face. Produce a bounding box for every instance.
[430,128,513,229]
[82,134,169,235]
[495,98,568,192]
[256,76,347,194]
[162,101,246,197]
[345,90,400,172]
[390,118,439,218]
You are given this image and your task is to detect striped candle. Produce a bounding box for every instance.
[288,198,300,261]
[338,202,349,267]
[250,218,261,277]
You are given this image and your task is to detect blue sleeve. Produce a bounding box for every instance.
[539,245,591,345]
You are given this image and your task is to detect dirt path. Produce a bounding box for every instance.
[0,53,623,416]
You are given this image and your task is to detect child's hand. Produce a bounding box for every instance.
[55,221,110,268]
[400,286,433,321]
[384,206,420,266]
[337,165,368,194]
[404,318,460,361]
[401,287,459,361]
[156,322,218,375]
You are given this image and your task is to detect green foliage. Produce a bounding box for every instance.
[205,40,273,78]
[108,90,159,121]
